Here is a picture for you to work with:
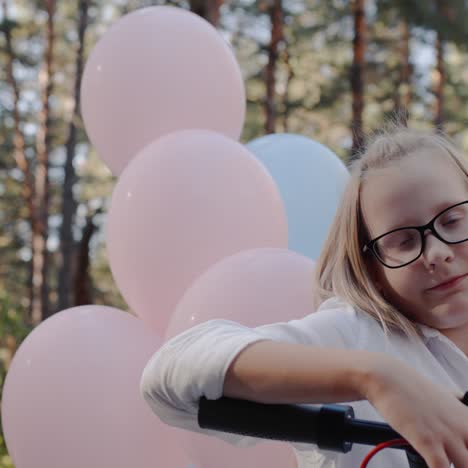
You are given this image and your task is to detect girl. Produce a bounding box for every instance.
[140,126,468,468]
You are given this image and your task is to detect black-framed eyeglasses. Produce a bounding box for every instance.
[362,200,468,269]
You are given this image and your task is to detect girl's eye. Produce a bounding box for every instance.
[400,238,416,247]
[443,218,460,226]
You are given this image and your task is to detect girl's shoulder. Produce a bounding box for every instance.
[317,296,355,313]
[315,296,361,325]
[316,296,394,350]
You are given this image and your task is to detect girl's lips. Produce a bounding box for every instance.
[428,274,468,291]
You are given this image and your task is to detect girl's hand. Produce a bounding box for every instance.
[362,354,468,468]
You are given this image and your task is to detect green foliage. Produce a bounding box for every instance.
[0,433,14,468]
[0,291,33,467]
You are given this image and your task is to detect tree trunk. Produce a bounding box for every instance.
[57,0,90,313]
[1,3,33,214]
[264,0,283,134]
[350,0,366,161]
[74,209,101,306]
[433,35,445,132]
[32,0,55,324]
[433,0,455,132]
[433,1,445,132]
[189,0,223,26]
[281,46,294,133]
[394,20,411,126]
[1,0,34,321]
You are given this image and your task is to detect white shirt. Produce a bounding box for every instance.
[140,297,468,467]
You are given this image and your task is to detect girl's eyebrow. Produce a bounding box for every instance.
[385,200,464,232]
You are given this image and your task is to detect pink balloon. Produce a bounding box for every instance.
[165,248,315,340]
[106,130,287,336]
[1,306,191,468]
[179,431,297,468]
[81,6,245,175]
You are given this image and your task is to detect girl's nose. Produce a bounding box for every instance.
[422,232,454,269]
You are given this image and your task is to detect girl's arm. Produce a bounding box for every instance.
[223,340,381,404]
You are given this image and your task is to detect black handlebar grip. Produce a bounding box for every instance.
[198,396,321,443]
[198,396,354,452]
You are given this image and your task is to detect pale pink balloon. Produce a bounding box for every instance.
[1,306,191,468]
[179,430,298,468]
[165,248,315,340]
[81,6,245,175]
[106,130,288,336]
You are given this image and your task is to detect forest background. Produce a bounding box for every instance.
[2,0,468,465]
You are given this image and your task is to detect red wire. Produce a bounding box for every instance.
[360,438,411,467]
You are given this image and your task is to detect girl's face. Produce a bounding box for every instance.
[360,148,468,336]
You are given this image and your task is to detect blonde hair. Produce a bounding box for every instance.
[313,125,468,341]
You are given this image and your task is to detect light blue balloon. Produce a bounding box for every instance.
[247,133,349,260]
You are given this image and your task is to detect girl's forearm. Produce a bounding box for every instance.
[223,340,392,404]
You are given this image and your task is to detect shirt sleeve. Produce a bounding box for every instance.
[140,296,360,447]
